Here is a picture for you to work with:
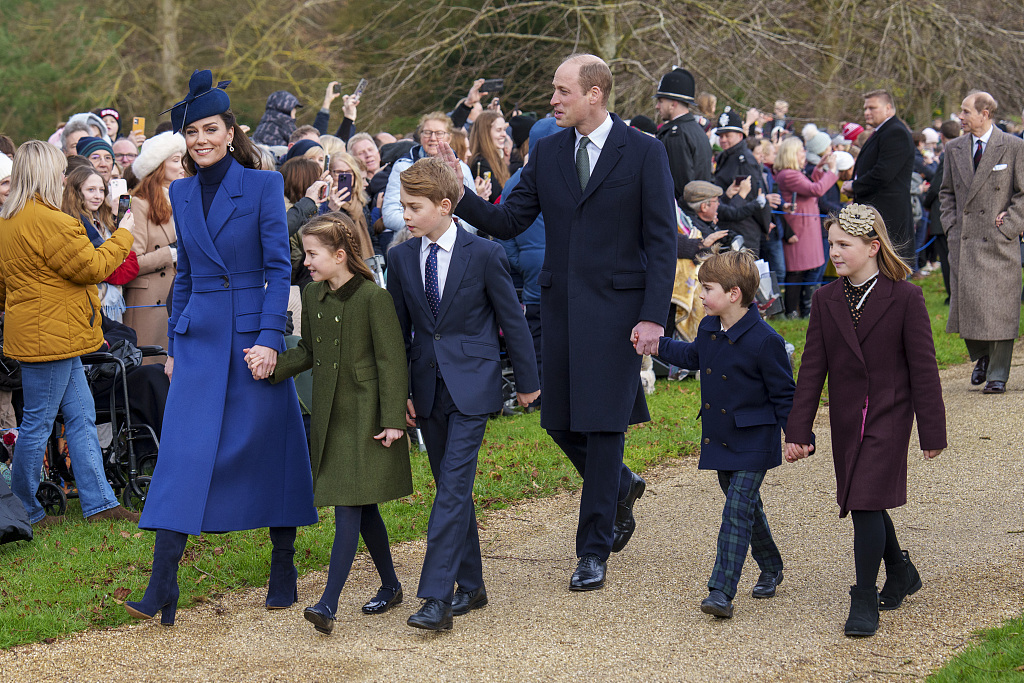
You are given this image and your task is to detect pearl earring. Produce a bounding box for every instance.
[228,143,235,152]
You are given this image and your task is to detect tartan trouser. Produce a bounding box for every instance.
[708,469,783,599]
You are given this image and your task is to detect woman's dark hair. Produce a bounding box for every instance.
[181,109,262,176]
[280,158,322,205]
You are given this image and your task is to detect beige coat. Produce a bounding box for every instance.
[122,196,176,353]
[939,127,1024,340]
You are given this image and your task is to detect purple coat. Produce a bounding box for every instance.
[786,276,946,516]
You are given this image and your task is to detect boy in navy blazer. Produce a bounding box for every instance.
[387,157,540,631]
[651,251,801,619]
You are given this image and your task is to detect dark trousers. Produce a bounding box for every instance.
[784,269,816,317]
[547,429,631,560]
[525,304,542,407]
[416,377,488,603]
[933,233,950,298]
[708,470,783,599]
[965,339,1014,383]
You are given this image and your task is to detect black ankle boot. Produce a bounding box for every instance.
[844,586,879,637]
[266,526,298,609]
[125,529,188,625]
[879,550,922,610]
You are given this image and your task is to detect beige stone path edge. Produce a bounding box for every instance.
[0,356,1021,682]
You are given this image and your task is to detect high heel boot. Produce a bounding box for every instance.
[125,529,188,625]
[266,526,298,609]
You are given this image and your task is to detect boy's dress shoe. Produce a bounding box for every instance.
[569,554,606,591]
[362,585,403,614]
[700,589,734,618]
[971,356,989,385]
[751,570,783,599]
[407,598,453,631]
[303,603,336,634]
[983,380,1006,394]
[611,473,646,552]
[452,586,488,616]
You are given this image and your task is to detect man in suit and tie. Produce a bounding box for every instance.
[842,90,916,264]
[388,157,540,630]
[440,54,677,592]
[939,91,1024,394]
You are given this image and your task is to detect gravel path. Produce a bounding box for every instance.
[1,356,1021,682]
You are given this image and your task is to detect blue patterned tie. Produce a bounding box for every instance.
[425,242,440,318]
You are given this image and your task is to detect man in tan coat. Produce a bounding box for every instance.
[940,91,1024,394]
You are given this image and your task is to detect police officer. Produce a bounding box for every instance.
[655,67,713,201]
[713,108,780,254]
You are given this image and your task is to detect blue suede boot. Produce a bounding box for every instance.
[125,529,188,625]
[266,526,299,609]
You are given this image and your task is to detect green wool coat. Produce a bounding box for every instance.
[272,276,412,507]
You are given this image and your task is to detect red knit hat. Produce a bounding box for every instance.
[842,122,865,142]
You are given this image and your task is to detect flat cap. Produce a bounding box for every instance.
[683,180,723,204]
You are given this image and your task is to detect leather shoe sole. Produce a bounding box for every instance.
[983,381,1006,394]
[752,570,783,599]
[700,590,734,618]
[303,605,335,635]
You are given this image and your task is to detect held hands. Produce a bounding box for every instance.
[437,142,466,202]
[374,428,405,448]
[631,321,663,356]
[785,442,813,462]
[243,345,278,381]
[516,390,540,407]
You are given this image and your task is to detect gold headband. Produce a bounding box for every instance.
[838,203,877,237]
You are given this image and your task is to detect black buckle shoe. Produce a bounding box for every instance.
[362,585,403,614]
[452,586,488,616]
[303,603,336,635]
[407,598,453,631]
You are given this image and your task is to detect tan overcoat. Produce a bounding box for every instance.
[122,196,176,352]
[939,127,1024,340]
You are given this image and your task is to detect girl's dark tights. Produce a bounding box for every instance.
[850,509,904,588]
[319,504,398,612]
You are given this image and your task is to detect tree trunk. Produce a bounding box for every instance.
[158,0,182,101]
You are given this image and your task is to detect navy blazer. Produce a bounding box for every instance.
[454,114,677,432]
[387,226,539,418]
[658,305,797,471]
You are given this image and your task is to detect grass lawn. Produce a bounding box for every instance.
[0,270,1020,680]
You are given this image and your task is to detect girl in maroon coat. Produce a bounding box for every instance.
[785,204,946,638]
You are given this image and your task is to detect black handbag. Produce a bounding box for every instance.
[86,339,143,383]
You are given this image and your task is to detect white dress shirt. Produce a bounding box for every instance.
[972,124,994,156]
[419,219,458,295]
[574,113,613,175]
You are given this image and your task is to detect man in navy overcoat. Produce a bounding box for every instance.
[444,54,677,590]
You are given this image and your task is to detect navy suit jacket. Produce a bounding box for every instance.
[658,305,797,471]
[387,226,539,418]
[454,114,677,432]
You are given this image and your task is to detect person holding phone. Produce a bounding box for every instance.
[0,140,139,526]
[328,152,378,258]
[61,166,140,322]
[468,111,510,202]
[281,158,331,288]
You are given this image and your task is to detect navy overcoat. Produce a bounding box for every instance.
[455,114,677,432]
[658,305,796,471]
[140,159,317,535]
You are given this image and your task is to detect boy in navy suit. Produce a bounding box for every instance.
[387,157,540,631]
[649,250,800,619]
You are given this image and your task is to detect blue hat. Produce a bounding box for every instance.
[282,138,323,163]
[163,69,231,134]
[76,136,114,159]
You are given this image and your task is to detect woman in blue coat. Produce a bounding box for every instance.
[126,71,317,626]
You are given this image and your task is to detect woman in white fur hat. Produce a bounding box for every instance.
[124,132,187,352]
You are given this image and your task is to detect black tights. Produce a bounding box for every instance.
[850,510,904,589]
[318,504,398,612]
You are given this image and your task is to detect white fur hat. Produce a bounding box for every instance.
[132,131,186,179]
[0,152,12,181]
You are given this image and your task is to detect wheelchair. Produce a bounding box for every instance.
[35,345,166,516]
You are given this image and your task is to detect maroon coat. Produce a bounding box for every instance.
[786,276,947,516]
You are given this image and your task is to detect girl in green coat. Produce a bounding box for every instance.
[250,212,412,635]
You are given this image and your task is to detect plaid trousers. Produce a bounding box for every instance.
[708,469,783,599]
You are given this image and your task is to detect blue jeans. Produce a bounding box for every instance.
[12,356,119,522]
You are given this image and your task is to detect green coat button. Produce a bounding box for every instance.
[316,336,322,343]
[317,312,322,319]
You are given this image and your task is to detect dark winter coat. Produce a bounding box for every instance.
[252,91,302,148]
[851,118,915,258]
[657,112,713,200]
[786,276,947,516]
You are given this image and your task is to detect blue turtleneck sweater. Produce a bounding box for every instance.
[196,153,235,219]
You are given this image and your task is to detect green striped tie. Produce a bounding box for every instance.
[576,135,590,191]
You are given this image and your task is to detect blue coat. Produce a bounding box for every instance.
[658,305,796,471]
[455,114,677,432]
[140,159,317,535]
[386,226,539,418]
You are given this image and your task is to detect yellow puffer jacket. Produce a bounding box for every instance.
[0,198,133,362]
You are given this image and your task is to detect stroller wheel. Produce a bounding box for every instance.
[36,481,67,516]
[122,475,151,512]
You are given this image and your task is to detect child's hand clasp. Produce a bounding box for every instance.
[785,442,812,462]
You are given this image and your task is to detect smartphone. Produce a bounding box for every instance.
[108,178,128,202]
[116,195,132,226]
[318,182,330,202]
[324,153,331,173]
[733,174,750,185]
[336,171,354,197]
[480,78,504,94]
[483,171,492,183]
[353,78,368,99]
[131,117,145,135]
